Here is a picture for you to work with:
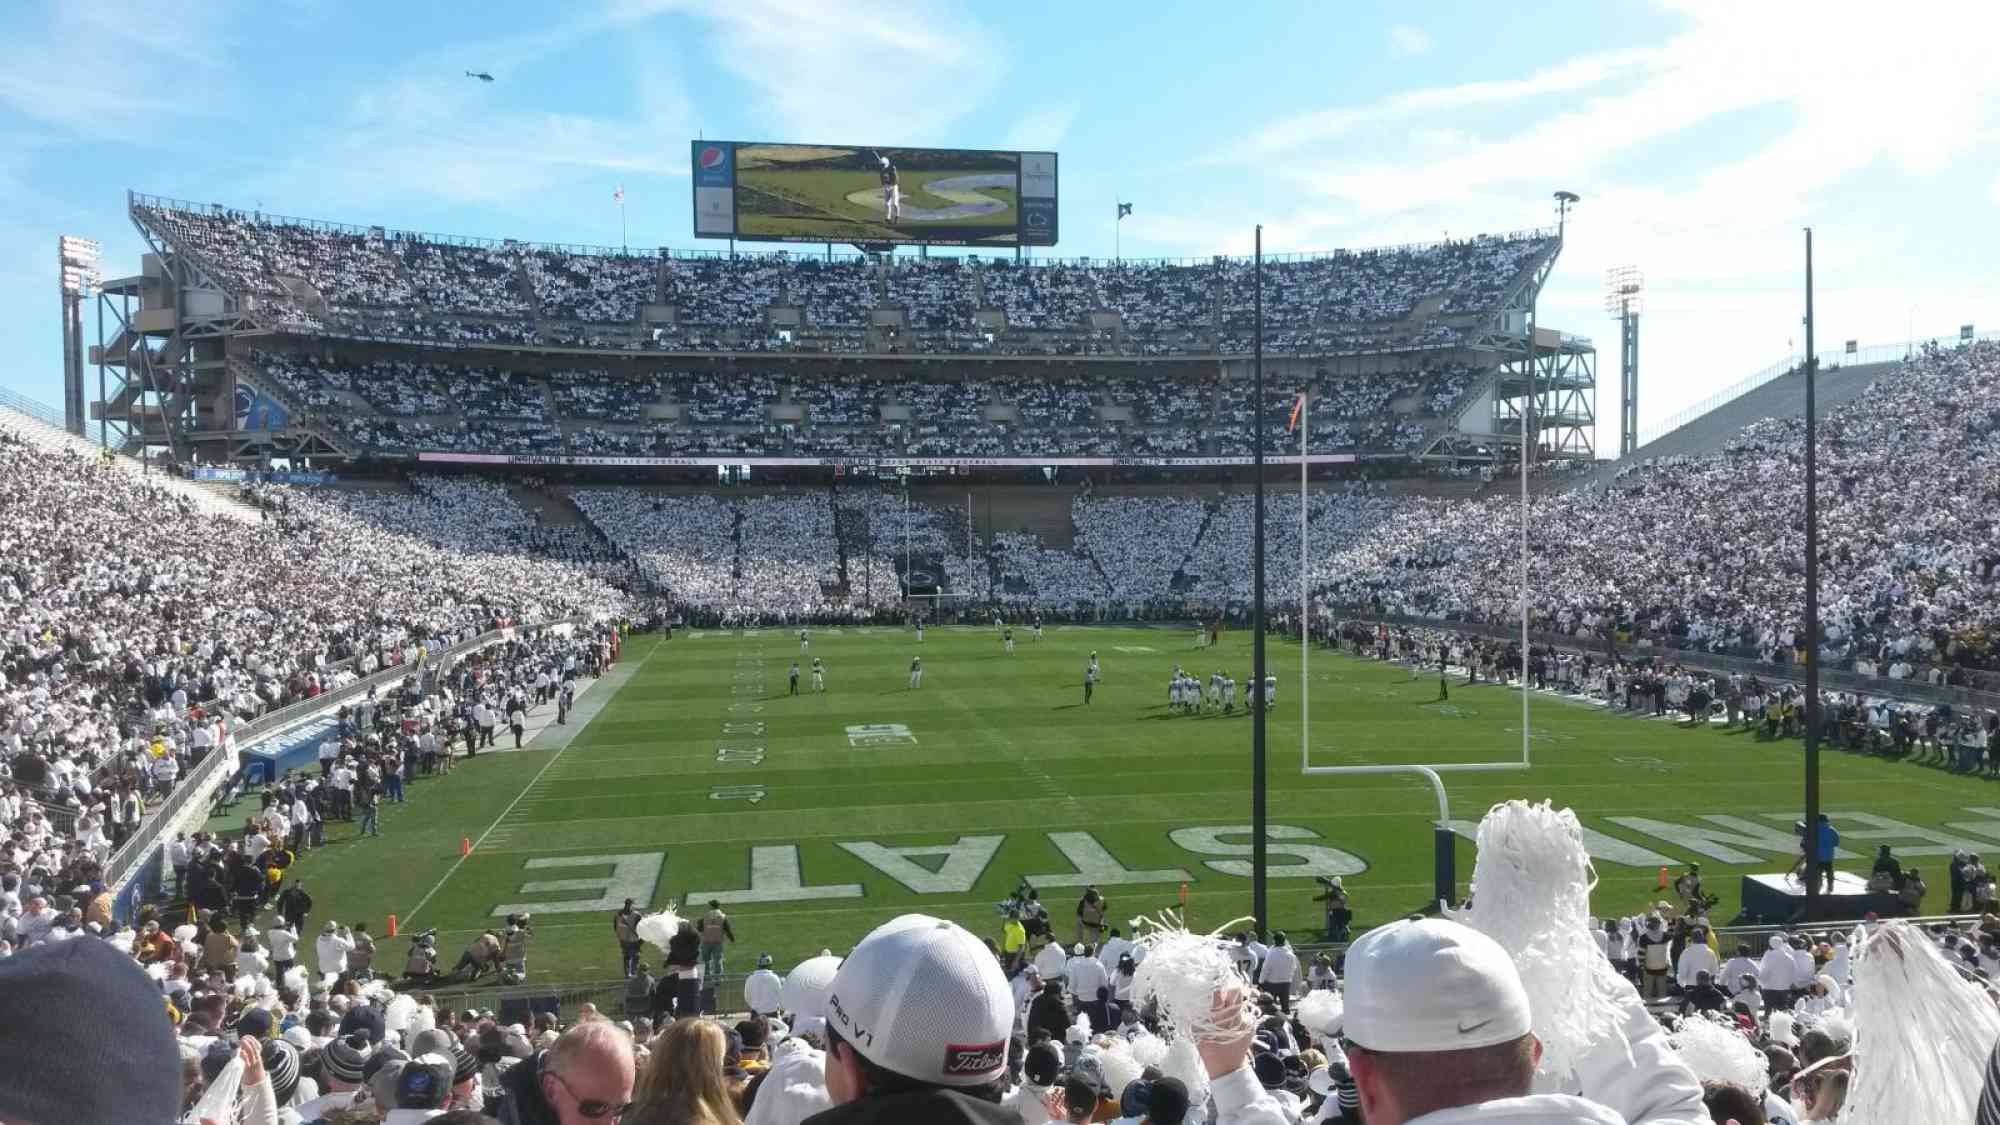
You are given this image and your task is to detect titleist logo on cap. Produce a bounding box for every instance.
[942,1041,1005,1075]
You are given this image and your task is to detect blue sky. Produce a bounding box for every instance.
[5,0,1998,448]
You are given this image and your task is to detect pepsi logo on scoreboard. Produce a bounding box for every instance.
[692,142,733,187]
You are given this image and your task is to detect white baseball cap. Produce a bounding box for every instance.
[822,914,1012,1087]
[1342,918,1532,1053]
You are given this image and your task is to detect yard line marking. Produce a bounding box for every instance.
[399,638,662,929]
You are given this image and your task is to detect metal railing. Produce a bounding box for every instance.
[105,620,564,887]
[0,385,72,431]
[1632,332,1998,450]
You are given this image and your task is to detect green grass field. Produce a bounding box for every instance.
[246,626,2000,986]
[736,167,1018,242]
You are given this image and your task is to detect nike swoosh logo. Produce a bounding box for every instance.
[1457,1018,1495,1035]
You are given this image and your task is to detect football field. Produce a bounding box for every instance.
[275,626,1999,985]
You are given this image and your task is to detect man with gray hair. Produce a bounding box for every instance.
[491,1019,635,1125]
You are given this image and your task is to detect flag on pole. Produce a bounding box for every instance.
[614,185,625,204]
[1285,391,1306,434]
[1117,201,1133,220]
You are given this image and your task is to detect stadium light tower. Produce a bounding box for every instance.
[59,235,102,438]
[1604,267,1643,457]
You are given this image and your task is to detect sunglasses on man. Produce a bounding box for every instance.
[548,1068,633,1120]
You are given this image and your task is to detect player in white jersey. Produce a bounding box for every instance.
[1207,671,1223,710]
[1031,613,1043,640]
[875,152,901,222]
[811,657,825,693]
[908,655,923,689]
[915,619,924,643]
[1003,627,1014,655]
[799,627,809,653]
[1263,674,1277,707]
[1222,674,1237,714]
[1167,675,1179,710]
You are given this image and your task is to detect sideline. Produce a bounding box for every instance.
[399,637,664,928]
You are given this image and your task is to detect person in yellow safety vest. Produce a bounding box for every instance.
[1001,911,1027,972]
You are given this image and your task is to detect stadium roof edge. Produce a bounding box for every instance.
[126,189,1557,268]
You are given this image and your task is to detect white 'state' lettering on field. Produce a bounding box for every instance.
[1758,810,1993,858]
[1027,832,1192,888]
[837,835,1005,893]
[688,845,863,905]
[493,853,663,917]
[1169,825,1368,878]
[1443,819,1676,869]
[846,723,917,747]
[1606,814,1856,865]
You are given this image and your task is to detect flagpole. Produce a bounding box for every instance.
[1115,196,1121,262]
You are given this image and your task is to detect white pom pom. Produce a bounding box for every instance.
[1295,989,1345,1042]
[1129,911,1258,1042]
[408,1004,437,1037]
[361,979,395,1004]
[635,907,684,954]
[282,966,309,997]
[145,961,169,982]
[1450,799,1632,1087]
[1127,1030,1168,1070]
[1845,920,2000,1124]
[232,974,262,1001]
[1096,1038,1143,1100]
[384,994,419,1034]
[1159,1036,1210,1105]
[1670,1014,1768,1097]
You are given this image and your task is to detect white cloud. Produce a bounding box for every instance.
[0,1,243,140]
[1387,24,1433,56]
[1151,0,2000,446]
[1003,102,1080,151]
[686,0,1003,141]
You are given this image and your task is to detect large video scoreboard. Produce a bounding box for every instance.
[692,140,1057,248]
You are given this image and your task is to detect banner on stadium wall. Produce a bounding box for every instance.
[416,452,1360,469]
[189,468,339,485]
[233,384,291,431]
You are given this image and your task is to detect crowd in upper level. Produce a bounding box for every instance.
[132,198,1553,358]
[244,350,1478,462]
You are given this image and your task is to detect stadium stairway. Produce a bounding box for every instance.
[1580,359,1894,490]
[974,485,1078,548]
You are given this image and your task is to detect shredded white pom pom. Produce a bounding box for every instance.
[1160,1035,1211,1105]
[1295,989,1345,1043]
[1670,1014,1768,1097]
[635,907,685,954]
[1129,910,1258,1042]
[191,1054,246,1123]
[1090,1039,1143,1101]
[281,966,309,997]
[1846,920,2000,1125]
[232,974,261,1001]
[407,1004,436,1037]
[361,979,395,1004]
[1127,1029,1168,1070]
[384,994,419,1034]
[1816,1011,1853,1049]
[1449,800,1631,1087]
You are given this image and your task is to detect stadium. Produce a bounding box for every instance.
[9,15,2000,1123]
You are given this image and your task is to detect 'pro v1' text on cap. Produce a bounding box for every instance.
[823,914,1013,1086]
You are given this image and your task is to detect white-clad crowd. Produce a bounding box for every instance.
[1314,342,2000,685]
[136,198,1550,360]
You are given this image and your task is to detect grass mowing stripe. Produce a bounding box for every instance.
[397,637,664,929]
